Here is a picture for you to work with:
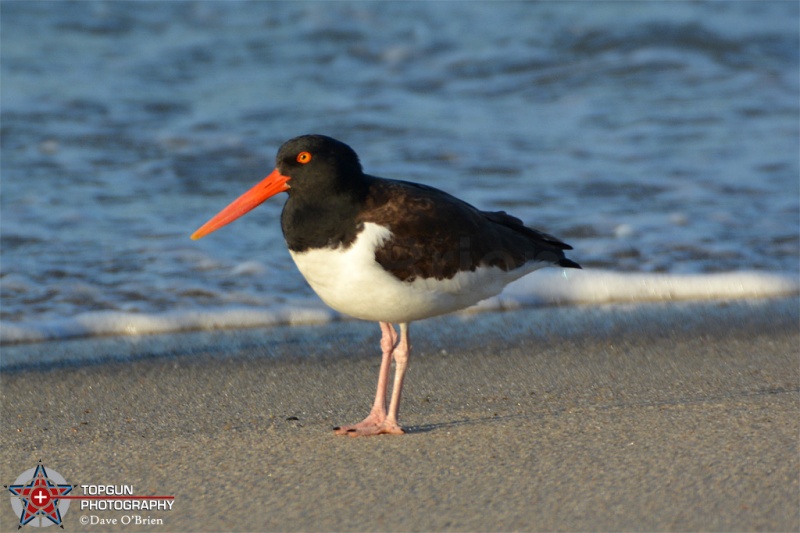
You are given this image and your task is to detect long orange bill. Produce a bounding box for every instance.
[190,168,291,240]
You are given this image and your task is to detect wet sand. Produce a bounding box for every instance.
[2,298,798,532]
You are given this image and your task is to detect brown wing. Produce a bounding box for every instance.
[357,178,579,282]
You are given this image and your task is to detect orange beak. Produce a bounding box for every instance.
[190,168,291,240]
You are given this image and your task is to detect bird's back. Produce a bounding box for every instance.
[357,177,580,283]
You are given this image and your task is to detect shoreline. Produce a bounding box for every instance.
[2,268,798,347]
[2,297,798,531]
[2,295,798,371]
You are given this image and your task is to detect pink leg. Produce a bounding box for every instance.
[334,322,410,437]
[382,322,410,433]
[334,322,397,435]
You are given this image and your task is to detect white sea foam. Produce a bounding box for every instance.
[0,305,335,345]
[1,270,796,345]
[471,269,800,311]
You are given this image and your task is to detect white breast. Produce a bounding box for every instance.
[288,222,547,323]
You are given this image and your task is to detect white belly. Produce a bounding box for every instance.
[288,222,547,323]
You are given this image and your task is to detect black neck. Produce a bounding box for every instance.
[280,178,371,252]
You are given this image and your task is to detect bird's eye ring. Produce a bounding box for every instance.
[296,151,312,164]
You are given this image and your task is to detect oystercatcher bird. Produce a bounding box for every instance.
[192,135,580,436]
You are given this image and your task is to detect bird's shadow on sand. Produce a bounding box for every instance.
[402,412,533,434]
[401,385,800,434]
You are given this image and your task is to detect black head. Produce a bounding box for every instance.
[275,135,366,199]
[191,135,366,241]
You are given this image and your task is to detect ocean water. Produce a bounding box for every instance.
[1,1,798,344]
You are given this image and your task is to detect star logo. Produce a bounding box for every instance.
[5,461,74,529]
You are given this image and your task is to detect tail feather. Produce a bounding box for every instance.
[558,258,582,269]
[483,210,581,269]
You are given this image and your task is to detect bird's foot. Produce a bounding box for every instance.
[333,416,404,437]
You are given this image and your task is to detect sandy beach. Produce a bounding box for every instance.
[2,297,798,532]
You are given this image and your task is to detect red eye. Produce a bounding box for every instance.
[296,151,312,164]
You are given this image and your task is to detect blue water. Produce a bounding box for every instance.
[1,1,798,342]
